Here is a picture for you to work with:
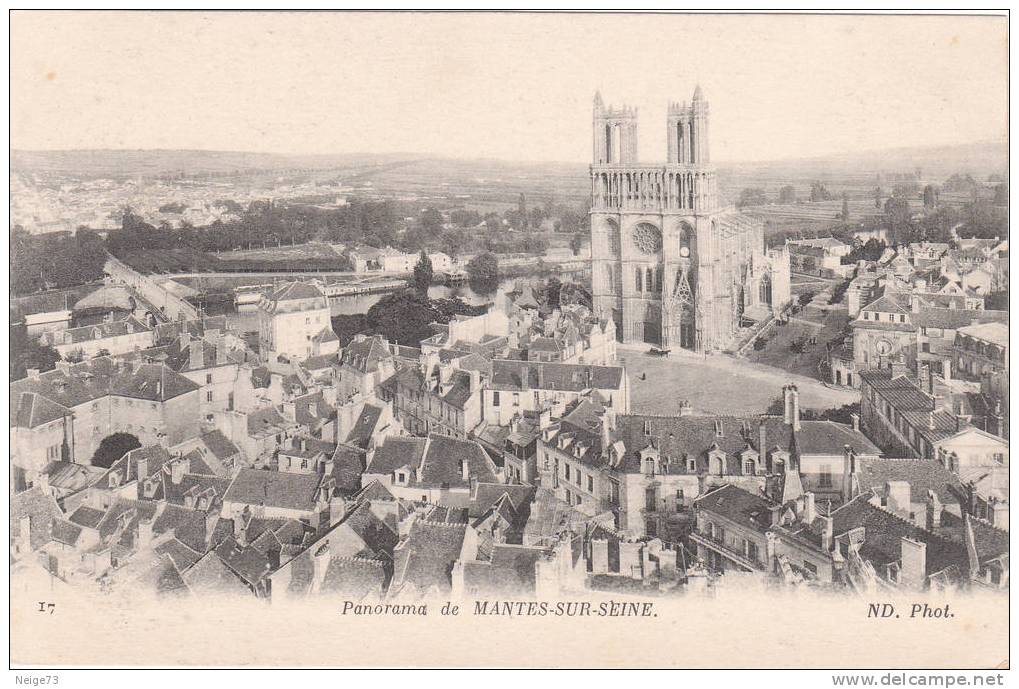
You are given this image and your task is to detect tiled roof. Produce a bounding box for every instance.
[270,281,326,302]
[391,520,467,595]
[829,495,968,577]
[490,359,624,392]
[344,403,383,450]
[320,557,387,599]
[68,505,105,530]
[182,550,253,596]
[856,459,964,506]
[331,443,368,494]
[956,321,1009,346]
[860,294,911,314]
[199,430,241,461]
[913,308,1007,331]
[367,437,427,475]
[13,391,72,429]
[10,486,62,551]
[341,335,391,374]
[246,406,299,438]
[41,316,150,346]
[224,469,324,513]
[10,358,199,425]
[694,484,774,532]
[419,435,497,489]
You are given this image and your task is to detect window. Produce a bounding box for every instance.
[864,312,869,320]
[817,464,833,487]
[899,315,905,323]
[206,391,214,403]
[492,391,500,407]
[587,476,594,492]
[643,420,652,435]
[564,464,571,481]
[803,561,818,575]
[746,540,759,563]
[206,373,213,384]
[513,393,520,406]
[993,453,1004,464]
[398,472,406,483]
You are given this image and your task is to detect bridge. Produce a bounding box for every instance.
[104,254,200,323]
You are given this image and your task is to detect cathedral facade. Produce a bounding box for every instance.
[589,87,791,352]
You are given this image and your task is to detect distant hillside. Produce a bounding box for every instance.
[12,141,1005,191]
[718,141,1007,182]
[9,149,420,177]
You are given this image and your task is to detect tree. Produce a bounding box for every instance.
[809,181,833,202]
[778,185,796,204]
[413,251,433,292]
[874,186,883,209]
[992,183,1008,207]
[9,324,60,381]
[91,432,141,469]
[63,348,86,363]
[466,251,499,284]
[985,291,1008,310]
[798,290,815,307]
[366,290,439,345]
[840,194,850,222]
[517,193,529,229]
[570,233,585,256]
[922,185,939,210]
[737,188,768,208]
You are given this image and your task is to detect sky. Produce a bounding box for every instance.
[10,12,1009,164]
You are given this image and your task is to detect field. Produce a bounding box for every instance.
[211,243,343,261]
[116,247,353,275]
[622,349,858,416]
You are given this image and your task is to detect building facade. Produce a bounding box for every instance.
[588,88,790,351]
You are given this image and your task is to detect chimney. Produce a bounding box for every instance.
[821,515,833,552]
[26,368,40,379]
[803,492,816,525]
[170,458,187,485]
[461,458,470,482]
[232,513,247,545]
[928,410,935,430]
[18,515,31,552]
[758,423,767,463]
[679,400,693,417]
[312,544,330,591]
[899,537,927,588]
[850,413,860,432]
[918,364,932,395]
[783,384,800,430]
[135,454,149,482]
[841,445,858,502]
[137,518,153,549]
[890,359,908,380]
[925,490,942,530]
[189,339,203,370]
[885,481,912,516]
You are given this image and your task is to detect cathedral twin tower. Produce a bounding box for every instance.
[589,87,790,352]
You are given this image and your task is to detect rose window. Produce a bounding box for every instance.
[632,223,662,254]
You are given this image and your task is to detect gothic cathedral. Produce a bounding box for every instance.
[589,87,791,352]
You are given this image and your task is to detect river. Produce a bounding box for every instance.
[214,278,521,332]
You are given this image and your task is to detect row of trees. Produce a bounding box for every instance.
[11,227,107,295]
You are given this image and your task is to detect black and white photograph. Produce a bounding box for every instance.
[7,9,1011,673]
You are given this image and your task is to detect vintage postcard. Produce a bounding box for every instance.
[7,10,1010,672]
